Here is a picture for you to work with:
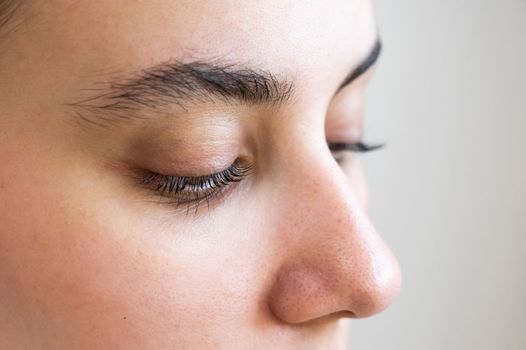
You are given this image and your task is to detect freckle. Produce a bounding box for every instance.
[123,316,127,320]
[308,180,321,194]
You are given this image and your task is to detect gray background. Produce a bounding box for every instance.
[348,0,526,349]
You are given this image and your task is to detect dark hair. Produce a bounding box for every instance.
[0,0,21,33]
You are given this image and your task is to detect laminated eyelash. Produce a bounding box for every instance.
[328,141,385,152]
[139,162,252,205]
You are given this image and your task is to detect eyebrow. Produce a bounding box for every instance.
[69,38,381,127]
[337,39,382,91]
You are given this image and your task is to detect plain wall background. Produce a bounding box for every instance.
[347,1,526,349]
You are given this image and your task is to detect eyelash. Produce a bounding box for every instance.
[140,141,382,211]
[328,141,384,152]
[139,161,253,211]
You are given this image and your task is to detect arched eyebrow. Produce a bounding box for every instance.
[70,60,296,113]
[69,38,380,128]
[336,38,382,93]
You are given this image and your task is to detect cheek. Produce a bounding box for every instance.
[0,142,260,346]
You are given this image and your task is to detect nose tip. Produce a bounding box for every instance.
[268,242,402,324]
[346,249,402,318]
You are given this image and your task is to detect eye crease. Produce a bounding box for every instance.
[138,141,384,213]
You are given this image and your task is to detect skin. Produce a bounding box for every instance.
[0,0,401,349]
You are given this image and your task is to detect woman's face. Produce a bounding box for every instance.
[0,0,401,348]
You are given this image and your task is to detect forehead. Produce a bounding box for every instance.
[18,0,377,99]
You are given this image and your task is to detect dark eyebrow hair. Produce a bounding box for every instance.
[336,38,382,92]
[69,60,296,121]
[0,0,23,36]
[69,38,381,128]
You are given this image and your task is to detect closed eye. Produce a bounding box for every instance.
[137,161,253,214]
[328,141,384,153]
[328,141,384,165]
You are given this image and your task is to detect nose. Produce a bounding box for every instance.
[266,148,402,324]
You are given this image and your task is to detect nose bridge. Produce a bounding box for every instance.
[267,145,401,324]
